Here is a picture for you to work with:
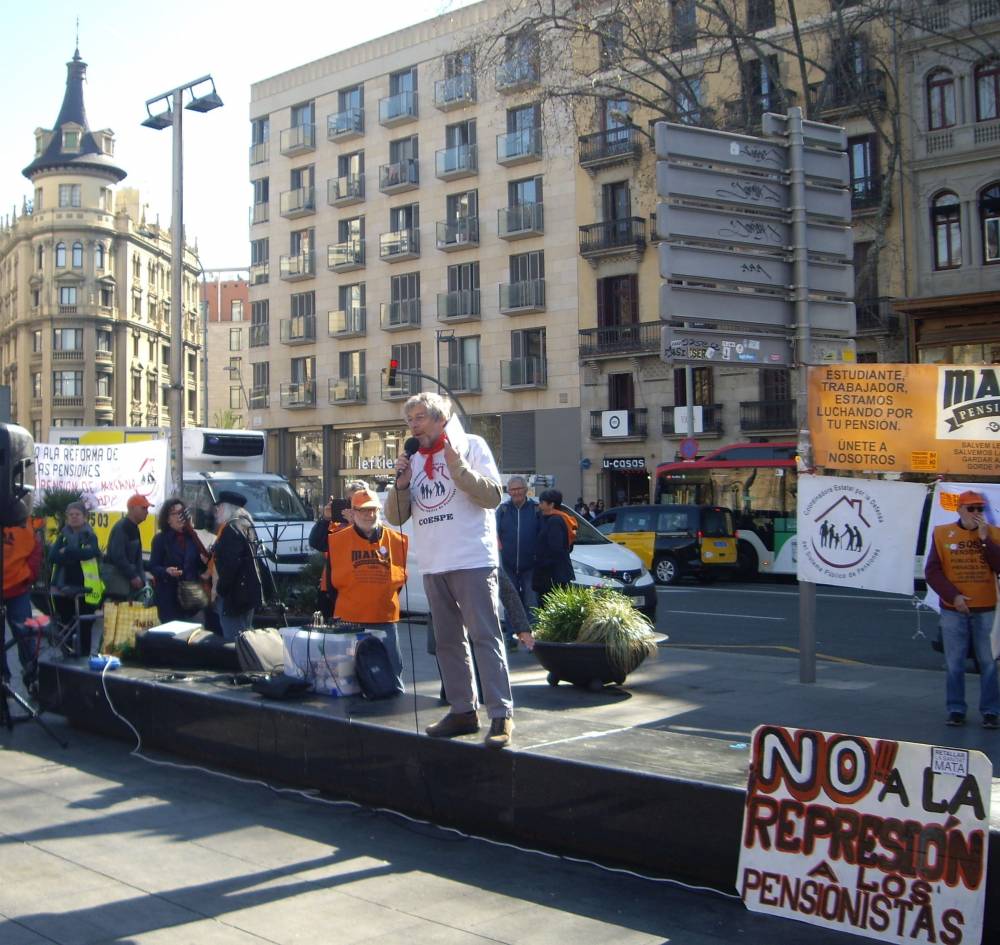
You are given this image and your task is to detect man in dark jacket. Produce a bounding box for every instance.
[495,476,540,618]
[104,494,151,601]
[213,491,264,642]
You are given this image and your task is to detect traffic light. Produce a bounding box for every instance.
[387,358,399,387]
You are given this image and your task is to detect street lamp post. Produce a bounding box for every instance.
[142,76,222,492]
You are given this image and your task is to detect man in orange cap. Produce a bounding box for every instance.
[925,490,1000,728]
[104,493,153,601]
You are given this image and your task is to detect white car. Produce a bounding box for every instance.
[391,502,657,619]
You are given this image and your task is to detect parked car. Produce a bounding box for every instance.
[392,502,657,620]
[593,504,738,586]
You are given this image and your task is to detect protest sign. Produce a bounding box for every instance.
[739,725,990,944]
[34,439,168,511]
[808,365,1000,474]
[796,476,926,595]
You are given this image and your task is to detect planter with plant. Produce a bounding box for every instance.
[531,585,663,690]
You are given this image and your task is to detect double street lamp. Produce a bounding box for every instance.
[141,76,223,490]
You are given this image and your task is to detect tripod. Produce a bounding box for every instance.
[1,536,68,747]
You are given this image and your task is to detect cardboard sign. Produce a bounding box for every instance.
[808,365,1000,474]
[739,725,991,944]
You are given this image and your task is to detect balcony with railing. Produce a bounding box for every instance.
[723,94,786,132]
[435,143,478,181]
[381,372,421,400]
[579,217,647,262]
[500,357,547,390]
[855,297,899,336]
[279,252,315,281]
[739,399,796,433]
[436,217,479,251]
[52,349,84,361]
[249,141,269,165]
[251,201,269,225]
[578,126,643,170]
[661,403,724,437]
[328,240,365,272]
[327,107,364,140]
[279,186,316,219]
[496,127,542,166]
[279,315,317,345]
[328,307,367,338]
[279,123,316,156]
[578,321,660,359]
[327,174,364,206]
[443,363,481,394]
[435,74,476,110]
[496,57,539,92]
[52,395,85,409]
[280,380,317,408]
[437,289,481,322]
[378,90,418,126]
[380,299,421,330]
[919,118,1000,160]
[249,323,269,347]
[379,228,420,262]
[498,202,543,240]
[94,349,113,364]
[589,408,648,440]
[851,175,885,212]
[249,385,270,409]
[250,262,269,285]
[499,278,546,315]
[329,375,367,405]
[379,158,419,194]
[809,70,887,118]
[911,0,1000,32]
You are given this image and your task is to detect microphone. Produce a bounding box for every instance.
[396,437,421,483]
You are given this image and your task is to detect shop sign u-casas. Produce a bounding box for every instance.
[602,456,646,471]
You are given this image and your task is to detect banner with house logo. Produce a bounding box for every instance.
[797,476,926,595]
[738,725,991,944]
[921,480,1000,614]
[808,365,1000,475]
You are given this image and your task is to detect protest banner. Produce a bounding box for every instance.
[808,365,1000,474]
[34,439,168,511]
[796,476,926,595]
[739,725,990,944]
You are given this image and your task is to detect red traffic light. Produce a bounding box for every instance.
[387,358,399,386]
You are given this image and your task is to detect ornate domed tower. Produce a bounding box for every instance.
[0,49,202,439]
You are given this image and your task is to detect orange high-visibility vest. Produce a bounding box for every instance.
[328,525,407,624]
[932,522,1000,610]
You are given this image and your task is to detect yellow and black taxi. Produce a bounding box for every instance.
[592,504,738,585]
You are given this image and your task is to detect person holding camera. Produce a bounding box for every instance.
[925,490,1000,729]
[308,480,371,621]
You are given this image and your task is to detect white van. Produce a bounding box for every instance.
[392,503,657,619]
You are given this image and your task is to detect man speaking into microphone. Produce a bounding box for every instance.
[386,392,527,748]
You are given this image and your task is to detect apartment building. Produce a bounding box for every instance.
[0,49,203,440]
[895,2,1000,364]
[202,276,250,427]
[247,2,582,508]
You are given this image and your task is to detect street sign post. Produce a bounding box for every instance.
[662,324,793,368]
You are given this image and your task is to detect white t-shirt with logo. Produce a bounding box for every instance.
[408,434,500,575]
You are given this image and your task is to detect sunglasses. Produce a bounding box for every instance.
[964,505,986,513]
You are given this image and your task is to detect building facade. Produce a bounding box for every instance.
[247,1,583,508]
[201,275,250,427]
[0,49,203,441]
[896,2,1000,365]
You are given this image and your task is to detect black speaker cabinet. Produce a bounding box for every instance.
[0,423,35,526]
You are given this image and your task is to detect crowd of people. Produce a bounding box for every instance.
[3,392,583,751]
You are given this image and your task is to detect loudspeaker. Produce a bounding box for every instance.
[0,423,35,526]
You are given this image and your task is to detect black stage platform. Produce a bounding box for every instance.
[36,625,1000,939]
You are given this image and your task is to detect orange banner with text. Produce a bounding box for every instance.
[808,364,1000,474]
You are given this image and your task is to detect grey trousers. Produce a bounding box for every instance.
[423,566,513,719]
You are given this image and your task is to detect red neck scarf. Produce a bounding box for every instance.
[418,434,447,479]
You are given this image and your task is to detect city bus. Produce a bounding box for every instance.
[654,442,797,578]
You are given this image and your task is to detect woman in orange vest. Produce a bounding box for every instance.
[2,510,44,691]
[327,487,407,681]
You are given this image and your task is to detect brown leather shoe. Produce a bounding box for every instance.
[484,716,513,749]
[425,711,480,738]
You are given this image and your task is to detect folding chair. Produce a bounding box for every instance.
[47,589,100,658]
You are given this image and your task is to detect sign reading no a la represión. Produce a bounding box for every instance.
[739,725,991,944]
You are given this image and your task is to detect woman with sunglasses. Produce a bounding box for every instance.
[149,498,206,623]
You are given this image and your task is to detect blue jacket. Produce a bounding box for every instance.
[495,498,541,574]
[149,530,204,622]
